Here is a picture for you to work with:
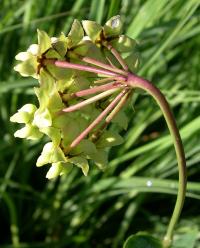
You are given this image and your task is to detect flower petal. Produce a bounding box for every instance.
[27,44,39,55]
[82,20,102,43]
[67,19,84,48]
[37,29,51,54]
[36,142,66,167]
[33,108,52,129]
[46,162,63,179]
[69,156,89,176]
[14,124,43,140]
[14,58,37,78]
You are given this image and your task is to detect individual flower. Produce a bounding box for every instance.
[82,15,136,52]
[10,103,43,140]
[14,29,68,79]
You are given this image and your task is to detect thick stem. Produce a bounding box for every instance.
[127,73,187,247]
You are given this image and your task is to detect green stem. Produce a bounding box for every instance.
[127,73,187,247]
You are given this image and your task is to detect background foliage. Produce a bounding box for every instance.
[0,0,200,247]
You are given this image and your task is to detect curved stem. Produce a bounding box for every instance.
[127,73,187,247]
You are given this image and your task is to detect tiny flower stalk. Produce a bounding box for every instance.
[11,16,187,247]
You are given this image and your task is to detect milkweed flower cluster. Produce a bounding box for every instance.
[10,16,187,246]
[10,16,138,179]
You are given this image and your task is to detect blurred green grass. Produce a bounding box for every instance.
[0,0,200,247]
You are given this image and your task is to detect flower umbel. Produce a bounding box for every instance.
[11,16,138,179]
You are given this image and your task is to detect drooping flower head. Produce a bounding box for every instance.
[11,16,138,179]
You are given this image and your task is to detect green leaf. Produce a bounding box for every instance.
[123,233,162,248]
[69,156,89,176]
[82,20,102,42]
[172,228,199,248]
[96,130,124,148]
[103,15,122,38]
[37,29,51,54]
[126,0,169,38]
[67,19,84,48]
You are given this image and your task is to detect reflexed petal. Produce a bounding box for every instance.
[14,124,43,140]
[19,104,37,114]
[10,103,37,124]
[67,19,84,48]
[14,58,37,78]
[36,142,66,167]
[69,156,89,176]
[46,162,63,179]
[82,20,102,43]
[33,108,52,128]
[15,52,31,61]
[10,111,31,124]
[27,44,39,55]
[14,126,31,138]
[37,29,51,54]
[40,127,61,146]
[52,32,68,57]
